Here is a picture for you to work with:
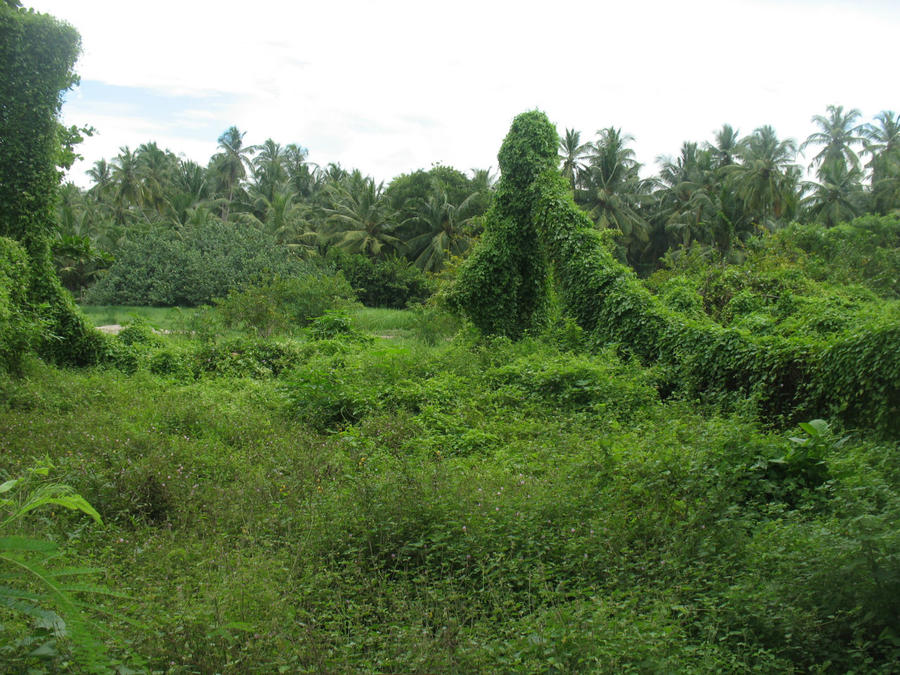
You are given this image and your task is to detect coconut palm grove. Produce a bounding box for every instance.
[1,2,899,672]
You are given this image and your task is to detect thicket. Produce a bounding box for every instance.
[216,272,358,337]
[778,214,900,298]
[646,216,900,343]
[328,249,434,308]
[452,111,900,436]
[85,221,303,306]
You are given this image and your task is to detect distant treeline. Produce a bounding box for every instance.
[55,106,899,301]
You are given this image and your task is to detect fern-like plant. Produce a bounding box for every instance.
[0,463,119,672]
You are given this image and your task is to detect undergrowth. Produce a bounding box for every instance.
[1,322,897,672]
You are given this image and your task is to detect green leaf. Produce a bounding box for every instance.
[20,493,103,525]
[0,478,19,494]
[0,536,58,553]
[799,419,829,437]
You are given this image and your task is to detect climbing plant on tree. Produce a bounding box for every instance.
[0,3,105,366]
[448,111,556,337]
[452,110,899,436]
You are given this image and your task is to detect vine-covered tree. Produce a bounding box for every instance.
[0,2,105,366]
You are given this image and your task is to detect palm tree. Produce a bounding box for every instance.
[582,127,651,261]
[558,128,591,191]
[85,159,113,202]
[403,190,478,272]
[136,142,176,218]
[707,124,741,169]
[162,160,210,224]
[111,146,143,224]
[802,161,864,227]
[863,110,900,213]
[469,167,497,192]
[237,188,319,256]
[172,160,210,202]
[211,126,254,220]
[323,175,403,258]
[283,143,318,200]
[863,110,900,166]
[251,139,288,205]
[801,105,865,177]
[656,143,719,248]
[726,126,800,227]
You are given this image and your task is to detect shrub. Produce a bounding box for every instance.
[216,271,358,336]
[328,250,434,308]
[192,337,306,378]
[486,350,657,416]
[282,354,374,431]
[85,221,303,306]
[148,347,193,380]
[782,214,900,298]
[115,317,160,346]
[308,312,370,342]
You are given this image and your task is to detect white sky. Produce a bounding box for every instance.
[27,0,900,188]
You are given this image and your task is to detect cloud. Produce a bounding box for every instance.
[29,0,900,187]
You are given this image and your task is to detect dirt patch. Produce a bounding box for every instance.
[96,324,171,335]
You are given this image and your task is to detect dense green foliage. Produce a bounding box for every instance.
[0,4,106,367]
[216,272,358,336]
[779,215,900,297]
[0,5,78,245]
[48,99,899,310]
[0,237,37,373]
[328,249,435,309]
[447,112,555,336]
[84,221,305,307]
[2,4,899,668]
[1,324,897,671]
[0,464,117,672]
[452,111,900,437]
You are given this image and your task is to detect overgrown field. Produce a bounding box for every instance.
[1,305,898,672]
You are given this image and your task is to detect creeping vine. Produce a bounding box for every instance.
[452,110,899,435]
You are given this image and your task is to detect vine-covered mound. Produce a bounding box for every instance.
[453,111,899,436]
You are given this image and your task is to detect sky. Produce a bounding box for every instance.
[27,0,900,188]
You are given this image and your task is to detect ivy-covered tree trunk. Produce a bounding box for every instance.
[448,111,556,337]
[0,4,105,366]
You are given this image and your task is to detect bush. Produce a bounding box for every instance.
[216,272,358,337]
[782,214,900,298]
[282,352,375,431]
[116,317,160,346]
[308,312,371,342]
[85,221,303,306]
[192,337,306,378]
[328,250,434,308]
[486,350,657,416]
